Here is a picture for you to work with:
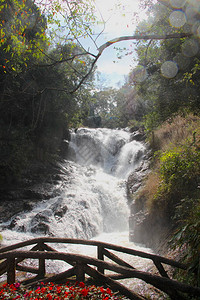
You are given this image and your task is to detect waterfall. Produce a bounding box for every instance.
[0,127,154,286]
[0,128,146,246]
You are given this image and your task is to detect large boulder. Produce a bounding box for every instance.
[129,210,171,249]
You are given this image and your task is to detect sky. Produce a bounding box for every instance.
[88,0,146,88]
[47,0,147,88]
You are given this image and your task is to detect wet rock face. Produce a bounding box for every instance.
[127,148,172,249]
[31,213,50,234]
[126,159,150,203]
[130,131,146,142]
[0,159,69,224]
[126,146,165,247]
[129,211,170,249]
[0,200,35,224]
[53,203,68,219]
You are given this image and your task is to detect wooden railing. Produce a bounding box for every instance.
[0,237,199,300]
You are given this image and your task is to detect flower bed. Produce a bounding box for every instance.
[0,281,127,299]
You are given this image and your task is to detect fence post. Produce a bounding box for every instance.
[7,258,16,284]
[38,242,45,278]
[75,261,85,282]
[97,245,104,274]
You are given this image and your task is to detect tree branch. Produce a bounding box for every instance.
[98,32,192,54]
[38,32,193,94]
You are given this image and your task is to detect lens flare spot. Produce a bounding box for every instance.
[169,0,187,9]
[130,65,147,83]
[185,5,198,25]
[189,0,200,12]
[169,10,186,28]
[192,21,200,36]
[182,39,199,57]
[197,25,200,37]
[161,61,178,78]
[173,53,190,70]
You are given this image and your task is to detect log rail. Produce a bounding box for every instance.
[0,237,199,300]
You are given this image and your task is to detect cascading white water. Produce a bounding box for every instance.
[0,128,153,284]
[1,128,146,242]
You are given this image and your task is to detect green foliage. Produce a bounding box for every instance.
[120,1,200,134]
[151,141,200,218]
[91,88,120,128]
[0,0,48,72]
[170,198,200,287]
[0,0,96,184]
[144,111,161,133]
[159,144,200,192]
[138,114,200,286]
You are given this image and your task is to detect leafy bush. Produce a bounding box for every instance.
[145,123,200,286]
[159,144,200,193]
[147,137,200,219]
[170,198,200,287]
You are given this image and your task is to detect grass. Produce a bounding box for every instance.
[149,113,200,152]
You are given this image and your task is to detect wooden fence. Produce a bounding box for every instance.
[0,237,199,300]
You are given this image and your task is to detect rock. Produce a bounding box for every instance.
[8,217,21,229]
[30,213,50,234]
[54,205,68,218]
[0,200,38,223]
[31,222,50,234]
[130,131,146,142]
[79,200,89,209]
[127,160,150,202]
[129,126,140,133]
[129,211,170,249]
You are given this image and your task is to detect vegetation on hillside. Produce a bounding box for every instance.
[0,0,96,184]
[133,114,200,287]
[112,1,200,289]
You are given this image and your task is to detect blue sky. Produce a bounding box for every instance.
[87,0,146,88]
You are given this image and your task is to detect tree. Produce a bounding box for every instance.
[0,0,97,184]
[120,0,200,131]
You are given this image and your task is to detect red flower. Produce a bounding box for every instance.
[106,288,112,296]
[79,282,85,288]
[40,287,46,293]
[81,288,88,297]
[3,283,8,287]
[103,297,109,300]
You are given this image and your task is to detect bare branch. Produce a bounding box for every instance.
[37,31,193,94]
[98,32,192,54]
[70,53,100,93]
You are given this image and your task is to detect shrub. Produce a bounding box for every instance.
[159,144,200,192]
[149,142,200,220]
[170,198,200,287]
